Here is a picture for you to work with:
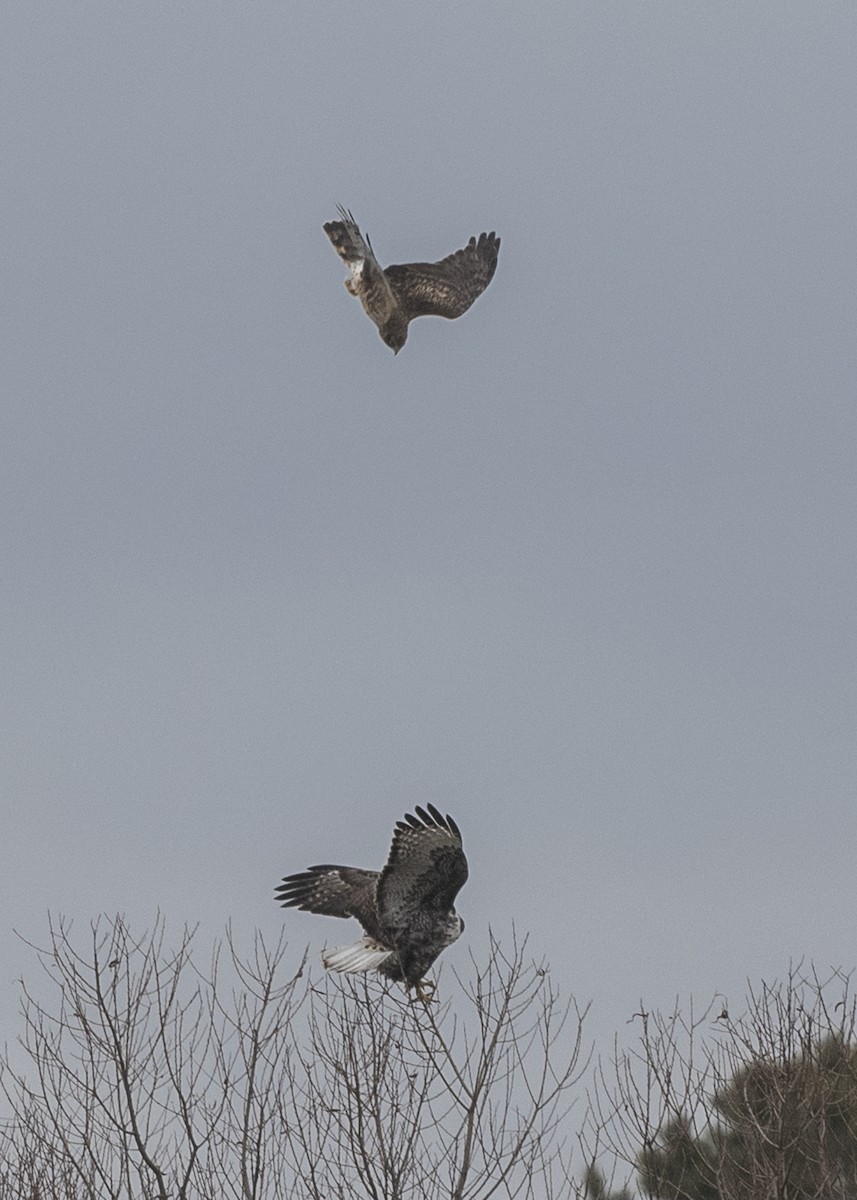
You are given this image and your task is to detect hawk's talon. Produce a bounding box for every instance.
[411,979,437,1005]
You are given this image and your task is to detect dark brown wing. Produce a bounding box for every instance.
[376,806,468,930]
[384,231,500,321]
[275,865,380,935]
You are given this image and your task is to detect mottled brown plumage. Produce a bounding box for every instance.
[275,805,468,995]
[323,207,500,353]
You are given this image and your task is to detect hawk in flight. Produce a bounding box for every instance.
[323,207,500,353]
[275,805,468,1000]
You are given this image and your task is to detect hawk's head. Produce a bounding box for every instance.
[380,314,408,355]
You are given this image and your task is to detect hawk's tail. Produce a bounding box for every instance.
[322,936,395,975]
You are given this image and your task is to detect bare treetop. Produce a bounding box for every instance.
[1,915,589,1200]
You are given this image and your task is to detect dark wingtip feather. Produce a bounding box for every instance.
[275,874,305,907]
[275,866,328,908]
[324,206,359,240]
[400,803,461,841]
[464,231,500,257]
[425,802,453,831]
[413,804,442,831]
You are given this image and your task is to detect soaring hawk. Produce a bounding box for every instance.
[323,207,500,354]
[275,805,468,1000]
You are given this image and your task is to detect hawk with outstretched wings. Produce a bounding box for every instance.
[323,207,500,353]
[275,805,468,1000]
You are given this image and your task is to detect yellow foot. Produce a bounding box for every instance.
[411,979,437,1005]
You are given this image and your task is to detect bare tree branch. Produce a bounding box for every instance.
[1,917,590,1200]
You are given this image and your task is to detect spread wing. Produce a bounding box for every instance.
[376,805,468,931]
[323,206,399,329]
[275,865,380,933]
[384,231,500,321]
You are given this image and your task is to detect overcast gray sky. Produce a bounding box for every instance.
[3,1,856,1051]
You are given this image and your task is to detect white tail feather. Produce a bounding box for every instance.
[322,937,394,975]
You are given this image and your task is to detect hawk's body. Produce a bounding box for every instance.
[275,805,468,993]
[323,208,500,353]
